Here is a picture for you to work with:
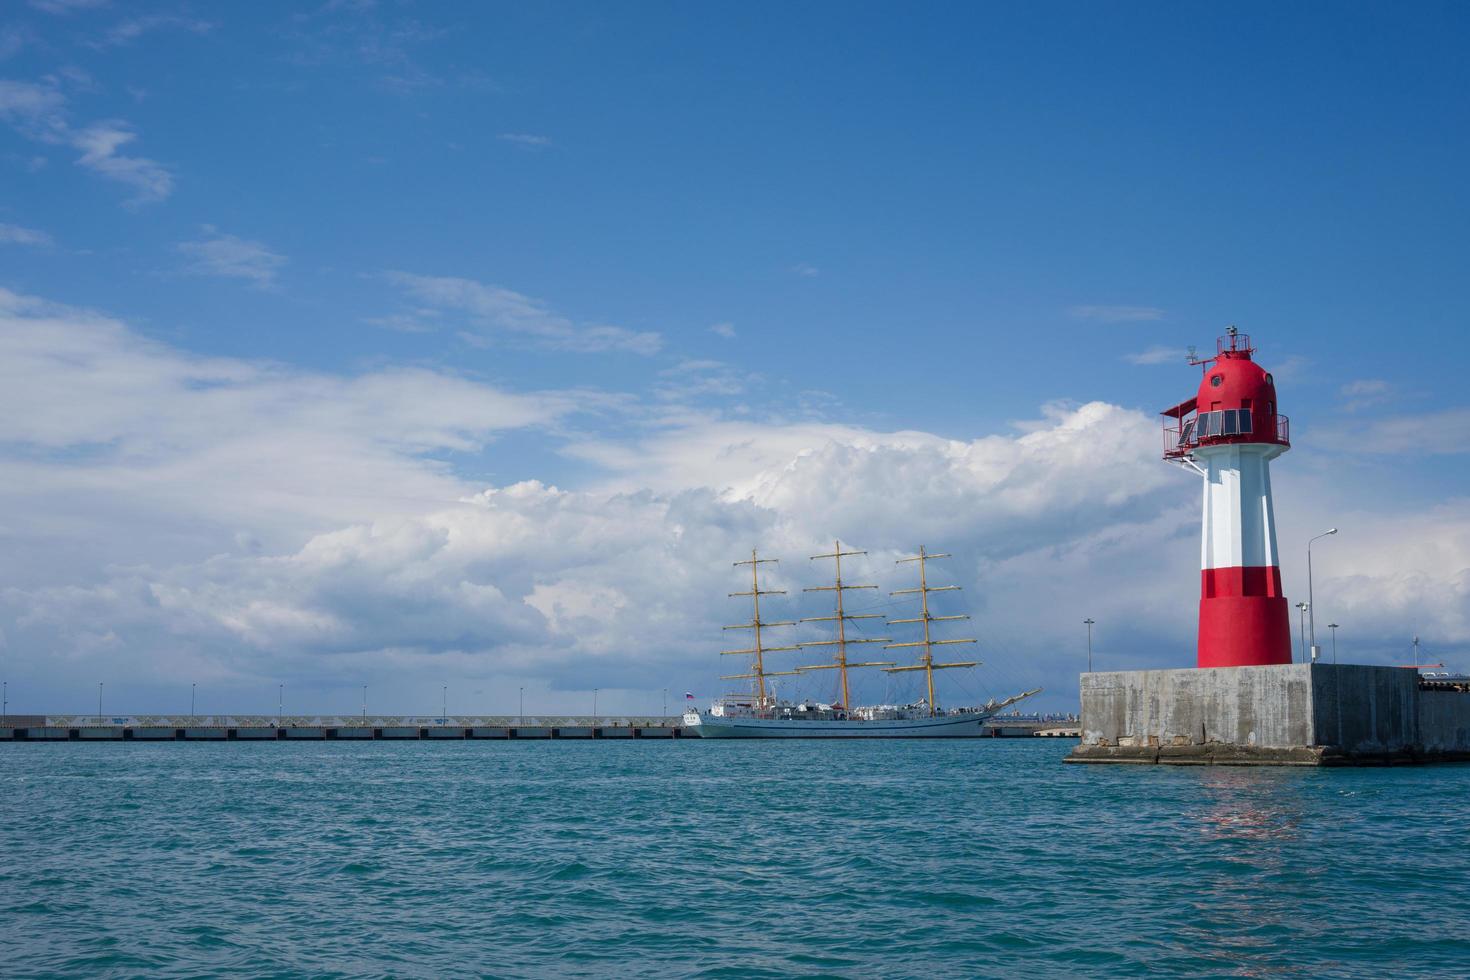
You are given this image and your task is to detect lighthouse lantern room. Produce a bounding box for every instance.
[1162,327,1293,668]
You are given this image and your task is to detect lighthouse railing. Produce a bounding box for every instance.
[1163,412,1289,458]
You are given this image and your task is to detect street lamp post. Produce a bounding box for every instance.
[1083,619,1096,673]
[98,682,103,725]
[191,682,196,721]
[519,686,524,726]
[593,688,598,725]
[662,688,667,721]
[1295,602,1309,663]
[1307,528,1338,661]
[1327,623,1340,665]
[278,684,283,728]
[362,685,367,722]
[442,685,447,726]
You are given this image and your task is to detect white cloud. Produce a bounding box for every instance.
[1,289,1465,716]
[709,322,736,339]
[0,222,52,246]
[1070,305,1165,323]
[177,226,286,286]
[498,132,551,149]
[0,79,172,203]
[1124,345,1183,365]
[792,263,819,278]
[1315,408,1470,456]
[90,15,214,49]
[69,122,173,203]
[386,272,662,355]
[29,0,108,13]
[1339,378,1393,412]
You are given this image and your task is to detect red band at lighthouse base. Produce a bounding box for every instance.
[1198,594,1292,667]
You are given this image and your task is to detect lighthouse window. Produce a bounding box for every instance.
[1222,410,1239,435]
[1238,408,1252,432]
[1203,412,1221,437]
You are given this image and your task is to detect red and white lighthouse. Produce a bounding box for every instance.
[1162,328,1292,668]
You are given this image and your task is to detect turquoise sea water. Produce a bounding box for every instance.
[1,740,1468,978]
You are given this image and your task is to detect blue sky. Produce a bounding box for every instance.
[1,1,1467,717]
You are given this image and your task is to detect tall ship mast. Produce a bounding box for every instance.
[883,546,979,716]
[687,543,1041,738]
[720,549,799,706]
[794,541,893,708]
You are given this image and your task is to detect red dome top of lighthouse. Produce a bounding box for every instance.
[1161,328,1289,458]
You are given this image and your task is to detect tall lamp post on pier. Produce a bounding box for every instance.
[191,682,196,722]
[593,688,598,726]
[1327,623,1340,665]
[1083,619,1096,673]
[278,684,283,728]
[442,685,447,725]
[519,686,524,726]
[1307,528,1338,661]
[362,685,367,722]
[1295,602,1309,663]
[98,682,103,725]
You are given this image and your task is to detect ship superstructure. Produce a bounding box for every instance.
[686,543,1039,738]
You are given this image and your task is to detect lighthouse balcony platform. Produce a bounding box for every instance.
[1163,411,1290,459]
[1067,663,1470,766]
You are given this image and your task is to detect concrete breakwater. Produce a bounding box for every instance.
[1068,663,1470,766]
[0,715,690,741]
[0,713,1066,741]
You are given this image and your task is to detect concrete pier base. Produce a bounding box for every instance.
[1068,663,1470,766]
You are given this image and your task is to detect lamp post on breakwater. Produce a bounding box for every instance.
[191,683,196,722]
[1083,619,1095,673]
[362,685,367,723]
[593,688,598,726]
[1295,602,1309,663]
[1328,623,1340,665]
[98,682,103,725]
[1307,528,1338,661]
[278,684,282,728]
[519,686,524,726]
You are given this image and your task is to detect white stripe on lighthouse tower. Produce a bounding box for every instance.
[1198,443,1282,573]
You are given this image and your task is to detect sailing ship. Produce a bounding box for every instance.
[683,543,1040,738]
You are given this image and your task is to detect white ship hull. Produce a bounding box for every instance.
[684,709,997,738]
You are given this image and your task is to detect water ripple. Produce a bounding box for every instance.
[1,741,1468,977]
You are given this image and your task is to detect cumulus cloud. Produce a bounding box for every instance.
[386,272,662,354]
[791,263,819,278]
[177,226,286,286]
[709,322,736,339]
[2,290,1465,717]
[0,222,52,246]
[1070,305,1165,323]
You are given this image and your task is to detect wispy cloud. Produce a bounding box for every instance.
[1069,304,1165,323]
[1339,378,1394,412]
[29,0,108,14]
[791,263,819,278]
[709,322,736,339]
[498,132,551,150]
[178,227,286,287]
[1125,345,1183,365]
[1316,408,1470,455]
[0,222,52,247]
[0,78,172,204]
[386,272,662,355]
[90,15,214,49]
